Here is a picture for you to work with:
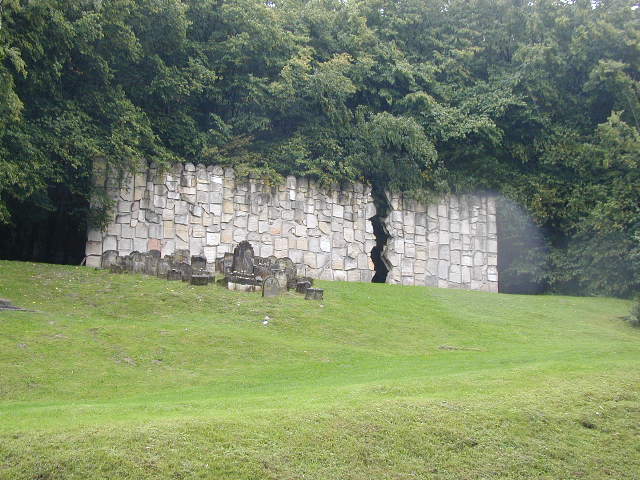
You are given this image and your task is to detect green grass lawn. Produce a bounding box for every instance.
[0,260,638,479]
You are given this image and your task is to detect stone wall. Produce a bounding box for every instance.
[86,163,498,292]
[383,193,498,291]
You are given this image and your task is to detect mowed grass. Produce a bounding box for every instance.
[0,261,638,479]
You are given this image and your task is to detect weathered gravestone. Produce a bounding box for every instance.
[232,241,254,274]
[131,252,146,274]
[190,274,209,286]
[167,269,182,281]
[253,256,272,280]
[276,257,297,290]
[262,276,281,297]
[173,249,190,265]
[274,267,288,293]
[101,250,119,269]
[228,241,259,292]
[144,250,161,275]
[191,255,207,272]
[122,253,134,272]
[156,257,171,277]
[296,280,311,294]
[110,264,124,274]
[215,252,234,276]
[305,288,324,301]
[176,262,192,282]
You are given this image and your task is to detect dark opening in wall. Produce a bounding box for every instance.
[370,215,390,283]
[369,187,391,283]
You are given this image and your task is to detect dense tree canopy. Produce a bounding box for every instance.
[1,0,638,296]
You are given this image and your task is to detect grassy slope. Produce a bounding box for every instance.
[0,260,638,479]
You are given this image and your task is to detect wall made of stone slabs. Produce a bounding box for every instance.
[383,193,498,292]
[85,163,498,292]
[85,163,377,282]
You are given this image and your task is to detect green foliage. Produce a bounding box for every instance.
[0,0,639,295]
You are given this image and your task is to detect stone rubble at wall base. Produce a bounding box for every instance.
[86,163,498,292]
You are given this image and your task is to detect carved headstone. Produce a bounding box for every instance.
[227,273,259,292]
[305,288,324,301]
[101,250,119,269]
[109,264,124,274]
[173,249,190,265]
[232,240,254,274]
[296,280,311,294]
[143,250,161,275]
[222,252,234,275]
[276,257,297,289]
[163,254,174,267]
[190,274,209,286]
[262,276,281,297]
[191,255,207,272]
[253,256,272,280]
[156,258,171,277]
[167,269,182,281]
[176,262,192,282]
[131,252,145,274]
[274,268,288,293]
[123,253,134,272]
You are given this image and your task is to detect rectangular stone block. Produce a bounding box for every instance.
[103,236,117,251]
[449,264,462,284]
[304,251,317,269]
[462,265,471,284]
[320,237,331,252]
[438,260,449,280]
[87,229,102,242]
[190,238,203,256]
[206,232,220,245]
[402,258,413,275]
[116,214,131,224]
[203,246,217,263]
[289,249,303,263]
[260,244,274,257]
[221,229,233,243]
[210,204,222,217]
[85,241,102,256]
[86,255,101,268]
[192,225,205,238]
[347,270,360,282]
[223,200,234,214]
[334,270,347,282]
[332,204,344,218]
[274,237,288,251]
[175,224,189,243]
[135,224,148,238]
[174,213,188,225]
[133,238,147,252]
[438,203,448,218]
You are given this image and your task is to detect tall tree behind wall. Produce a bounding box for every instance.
[0,0,638,296]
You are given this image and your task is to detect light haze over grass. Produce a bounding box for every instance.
[0,261,638,479]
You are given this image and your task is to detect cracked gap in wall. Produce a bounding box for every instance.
[369,187,391,283]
